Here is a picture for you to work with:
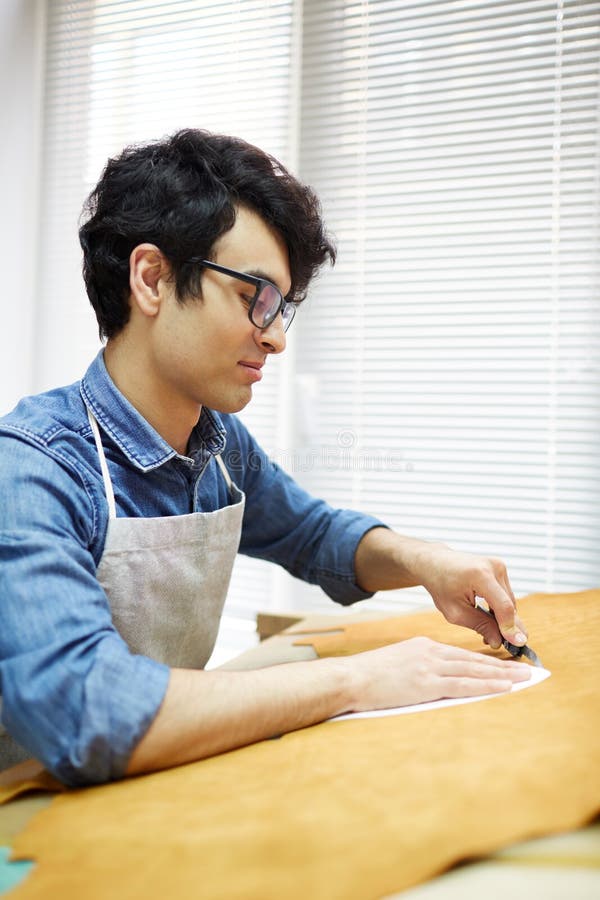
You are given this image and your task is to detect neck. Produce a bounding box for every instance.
[103,339,200,456]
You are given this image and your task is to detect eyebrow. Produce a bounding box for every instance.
[245,268,279,286]
[245,268,290,298]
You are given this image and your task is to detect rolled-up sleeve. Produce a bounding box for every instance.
[0,432,169,787]
[222,417,387,605]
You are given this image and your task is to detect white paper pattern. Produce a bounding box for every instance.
[328,666,551,722]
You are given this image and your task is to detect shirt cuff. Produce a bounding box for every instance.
[51,654,171,788]
[316,515,388,606]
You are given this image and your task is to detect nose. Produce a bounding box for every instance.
[255,313,286,354]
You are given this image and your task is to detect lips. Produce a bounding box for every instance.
[238,360,264,382]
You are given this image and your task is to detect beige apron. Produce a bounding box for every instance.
[0,408,244,768]
[88,410,245,668]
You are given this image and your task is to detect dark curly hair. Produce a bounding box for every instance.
[79,129,336,339]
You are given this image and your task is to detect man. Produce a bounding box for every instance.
[0,130,531,786]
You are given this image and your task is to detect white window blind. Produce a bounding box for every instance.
[33,0,600,662]
[37,0,298,664]
[294,0,600,612]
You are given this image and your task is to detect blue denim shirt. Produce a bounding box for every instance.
[0,351,382,786]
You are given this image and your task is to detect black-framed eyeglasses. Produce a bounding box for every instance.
[192,259,296,333]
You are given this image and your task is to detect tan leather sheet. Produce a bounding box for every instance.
[2,589,600,899]
[0,760,63,806]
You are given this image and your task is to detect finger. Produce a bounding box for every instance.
[441,658,531,684]
[438,676,515,699]
[478,576,528,646]
[429,642,503,662]
[498,570,529,641]
[513,609,527,636]
[451,603,504,649]
[499,569,517,606]
[433,644,532,675]
[430,642,530,671]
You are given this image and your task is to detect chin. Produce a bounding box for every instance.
[212,390,253,415]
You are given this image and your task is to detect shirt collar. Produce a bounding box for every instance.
[80,350,226,472]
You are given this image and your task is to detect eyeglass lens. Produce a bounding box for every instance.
[253,284,295,332]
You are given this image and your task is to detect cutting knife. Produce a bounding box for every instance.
[476,603,544,668]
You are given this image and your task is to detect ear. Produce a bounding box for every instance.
[129,244,171,319]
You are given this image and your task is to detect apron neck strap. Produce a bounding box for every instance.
[87,407,235,514]
[214,453,234,493]
[87,407,117,519]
